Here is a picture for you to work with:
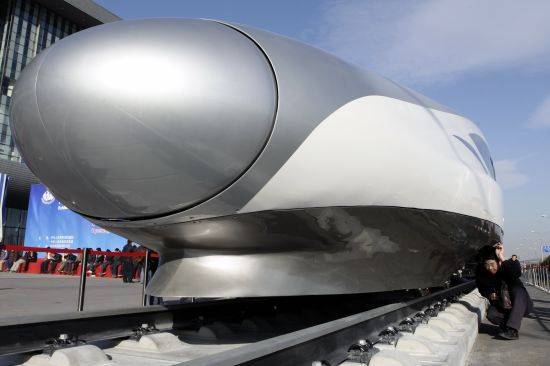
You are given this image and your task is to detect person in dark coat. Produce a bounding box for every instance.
[148,253,162,305]
[100,249,114,277]
[86,250,97,275]
[40,248,55,273]
[87,248,104,277]
[71,249,82,275]
[49,252,62,273]
[110,248,121,278]
[133,245,147,283]
[59,252,77,274]
[23,251,37,272]
[121,240,135,283]
[476,242,533,340]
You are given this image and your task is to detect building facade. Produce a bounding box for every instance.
[0,0,119,243]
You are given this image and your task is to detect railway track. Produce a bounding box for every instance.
[0,282,482,366]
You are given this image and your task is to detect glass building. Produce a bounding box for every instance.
[0,0,119,243]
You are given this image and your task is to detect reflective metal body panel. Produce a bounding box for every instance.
[11,19,277,219]
[169,21,457,222]
[145,206,501,297]
[10,19,503,297]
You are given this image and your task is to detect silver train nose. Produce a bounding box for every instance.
[10,19,277,219]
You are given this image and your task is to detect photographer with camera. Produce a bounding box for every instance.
[476,241,533,340]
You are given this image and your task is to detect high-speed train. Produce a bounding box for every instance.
[10,19,503,297]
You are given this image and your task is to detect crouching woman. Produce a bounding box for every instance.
[476,242,533,340]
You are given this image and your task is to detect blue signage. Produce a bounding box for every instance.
[543,245,550,253]
[24,184,126,250]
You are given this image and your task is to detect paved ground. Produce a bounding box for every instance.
[0,272,144,318]
[468,285,550,366]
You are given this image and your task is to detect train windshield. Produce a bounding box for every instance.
[469,133,496,179]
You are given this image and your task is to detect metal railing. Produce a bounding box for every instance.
[524,265,550,292]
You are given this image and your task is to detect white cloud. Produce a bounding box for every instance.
[494,159,529,190]
[528,95,550,128]
[310,0,550,86]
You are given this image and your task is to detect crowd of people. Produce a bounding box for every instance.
[0,249,37,272]
[0,240,158,283]
[81,240,158,283]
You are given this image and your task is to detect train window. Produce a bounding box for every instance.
[453,135,489,176]
[469,133,496,179]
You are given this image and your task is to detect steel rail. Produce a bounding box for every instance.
[0,297,250,356]
[175,281,476,366]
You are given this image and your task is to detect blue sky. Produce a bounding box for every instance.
[95,0,550,260]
